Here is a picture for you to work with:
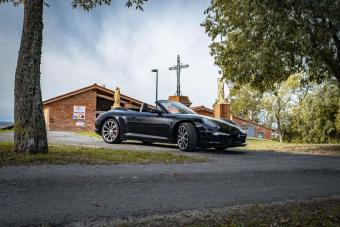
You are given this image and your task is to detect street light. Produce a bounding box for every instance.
[151,69,158,103]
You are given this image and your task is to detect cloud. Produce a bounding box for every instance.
[1,0,221,122]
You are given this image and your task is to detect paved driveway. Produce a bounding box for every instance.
[1,132,340,225]
[0,131,181,152]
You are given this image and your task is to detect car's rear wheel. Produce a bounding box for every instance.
[101,118,122,144]
[177,123,197,152]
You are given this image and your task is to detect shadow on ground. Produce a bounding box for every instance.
[123,141,248,155]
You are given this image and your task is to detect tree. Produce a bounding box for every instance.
[261,76,340,143]
[229,84,263,122]
[203,0,340,91]
[1,0,147,154]
[296,81,340,143]
[262,88,289,143]
[261,74,303,142]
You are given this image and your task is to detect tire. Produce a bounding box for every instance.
[177,123,198,152]
[101,118,122,144]
[142,141,153,145]
[214,146,228,151]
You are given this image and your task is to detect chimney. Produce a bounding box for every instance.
[213,102,230,120]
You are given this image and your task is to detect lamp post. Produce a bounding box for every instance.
[151,69,158,102]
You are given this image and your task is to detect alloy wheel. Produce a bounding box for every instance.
[102,120,118,143]
[177,125,188,150]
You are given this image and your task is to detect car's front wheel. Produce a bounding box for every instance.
[214,146,228,151]
[101,118,122,144]
[177,123,197,152]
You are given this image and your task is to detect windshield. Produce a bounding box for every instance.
[158,100,196,114]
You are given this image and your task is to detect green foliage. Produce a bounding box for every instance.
[229,84,263,122]
[265,78,340,143]
[229,74,340,143]
[0,0,23,6]
[203,0,340,91]
[336,110,340,133]
[261,75,302,142]
[292,82,340,143]
[72,0,147,11]
[0,0,147,11]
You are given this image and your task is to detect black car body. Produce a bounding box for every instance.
[95,100,246,151]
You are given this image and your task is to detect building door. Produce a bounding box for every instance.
[247,126,254,137]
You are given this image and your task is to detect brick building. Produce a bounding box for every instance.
[43,83,272,139]
[191,105,272,139]
[43,84,145,132]
[191,106,214,117]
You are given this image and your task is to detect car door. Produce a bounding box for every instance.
[126,112,171,140]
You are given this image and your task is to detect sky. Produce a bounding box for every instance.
[0,0,221,122]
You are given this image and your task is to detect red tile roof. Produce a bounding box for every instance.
[191,105,214,113]
[43,83,146,106]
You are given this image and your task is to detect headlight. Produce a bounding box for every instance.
[239,128,246,134]
[202,118,219,130]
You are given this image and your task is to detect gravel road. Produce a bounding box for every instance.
[1,132,340,226]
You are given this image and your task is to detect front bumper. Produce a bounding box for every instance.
[198,129,247,148]
[94,120,102,135]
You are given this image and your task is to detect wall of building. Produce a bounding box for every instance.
[193,104,272,140]
[44,90,97,132]
[232,116,272,139]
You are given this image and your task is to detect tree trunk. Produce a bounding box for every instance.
[274,93,284,143]
[14,0,48,154]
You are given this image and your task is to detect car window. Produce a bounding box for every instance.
[159,100,196,114]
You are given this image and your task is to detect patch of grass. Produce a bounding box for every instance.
[0,142,205,166]
[75,131,101,139]
[0,129,14,133]
[117,197,340,227]
[237,137,340,156]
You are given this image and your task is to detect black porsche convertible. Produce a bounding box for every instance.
[95,100,246,151]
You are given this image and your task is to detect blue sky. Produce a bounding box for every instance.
[0,0,221,122]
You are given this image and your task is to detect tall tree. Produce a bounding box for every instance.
[203,0,340,91]
[1,0,147,154]
[296,81,340,143]
[261,74,303,142]
[229,84,263,122]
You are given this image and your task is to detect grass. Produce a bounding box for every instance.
[0,141,205,166]
[75,131,101,139]
[237,137,340,156]
[116,197,340,227]
[0,129,14,133]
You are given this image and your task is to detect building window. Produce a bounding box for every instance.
[257,132,264,139]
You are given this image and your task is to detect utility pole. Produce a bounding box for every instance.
[151,69,158,102]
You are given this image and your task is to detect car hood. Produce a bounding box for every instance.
[201,115,244,133]
[180,114,245,134]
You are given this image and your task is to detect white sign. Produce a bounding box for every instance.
[76,121,85,127]
[73,106,86,120]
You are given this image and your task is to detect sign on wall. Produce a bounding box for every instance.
[73,106,86,120]
[76,121,85,127]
